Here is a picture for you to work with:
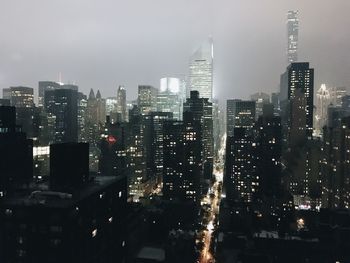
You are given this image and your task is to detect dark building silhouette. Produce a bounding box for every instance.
[0,106,33,193]
[99,117,127,177]
[50,143,89,191]
[44,89,78,143]
[280,62,314,146]
[183,90,213,180]
[255,105,282,198]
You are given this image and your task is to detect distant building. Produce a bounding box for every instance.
[138,85,157,115]
[226,99,255,138]
[250,92,270,119]
[157,78,183,120]
[189,38,213,101]
[314,84,332,136]
[116,86,127,122]
[44,89,78,143]
[287,10,299,64]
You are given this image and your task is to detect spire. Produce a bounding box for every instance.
[89,88,95,99]
[96,90,101,99]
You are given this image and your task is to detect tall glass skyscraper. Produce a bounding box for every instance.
[189,38,213,101]
[287,10,299,64]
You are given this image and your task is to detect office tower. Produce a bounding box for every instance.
[50,143,89,191]
[138,85,157,115]
[7,86,34,108]
[99,117,127,177]
[255,105,282,198]
[157,78,183,120]
[163,112,202,203]
[189,38,213,101]
[77,92,88,142]
[38,81,78,108]
[321,117,350,208]
[143,112,173,187]
[250,92,270,119]
[212,99,222,154]
[127,105,147,200]
[95,90,106,124]
[116,86,127,122]
[224,127,257,203]
[280,62,314,146]
[44,89,78,143]
[106,97,117,120]
[287,10,299,64]
[0,106,33,193]
[226,100,256,137]
[33,145,50,180]
[183,90,213,180]
[271,92,280,115]
[314,84,332,136]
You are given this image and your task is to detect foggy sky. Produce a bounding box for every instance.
[0,0,349,103]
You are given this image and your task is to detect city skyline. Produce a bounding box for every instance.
[0,1,349,102]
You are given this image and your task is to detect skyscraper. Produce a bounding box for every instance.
[250,92,270,119]
[189,38,213,101]
[116,85,127,122]
[280,62,314,145]
[226,100,256,138]
[44,89,78,143]
[314,84,332,136]
[183,91,213,180]
[287,10,299,64]
[138,85,157,115]
[157,77,183,120]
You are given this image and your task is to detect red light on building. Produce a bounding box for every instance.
[107,135,117,145]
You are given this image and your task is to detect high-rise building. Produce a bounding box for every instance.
[157,78,183,120]
[224,127,257,203]
[7,86,34,108]
[38,81,78,108]
[226,100,256,137]
[280,62,314,146]
[99,117,127,178]
[138,85,157,115]
[106,97,117,118]
[314,84,332,136]
[77,92,88,142]
[287,10,299,64]
[189,38,213,101]
[250,92,270,119]
[143,112,173,187]
[0,106,33,193]
[163,112,202,203]
[183,91,213,180]
[255,105,282,198]
[116,86,127,122]
[44,89,78,143]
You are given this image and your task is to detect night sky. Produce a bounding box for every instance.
[0,0,349,102]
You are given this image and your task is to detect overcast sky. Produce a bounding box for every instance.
[0,0,349,103]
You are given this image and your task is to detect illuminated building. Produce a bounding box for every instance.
[106,97,117,118]
[314,84,332,136]
[226,100,255,137]
[116,85,127,122]
[38,81,78,108]
[280,62,314,146]
[138,85,157,115]
[143,112,173,187]
[287,10,299,64]
[157,78,183,120]
[183,91,213,181]
[250,92,270,119]
[33,146,50,180]
[99,117,127,178]
[77,92,88,142]
[224,127,256,203]
[44,89,78,143]
[255,105,282,198]
[163,112,202,203]
[189,38,213,101]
